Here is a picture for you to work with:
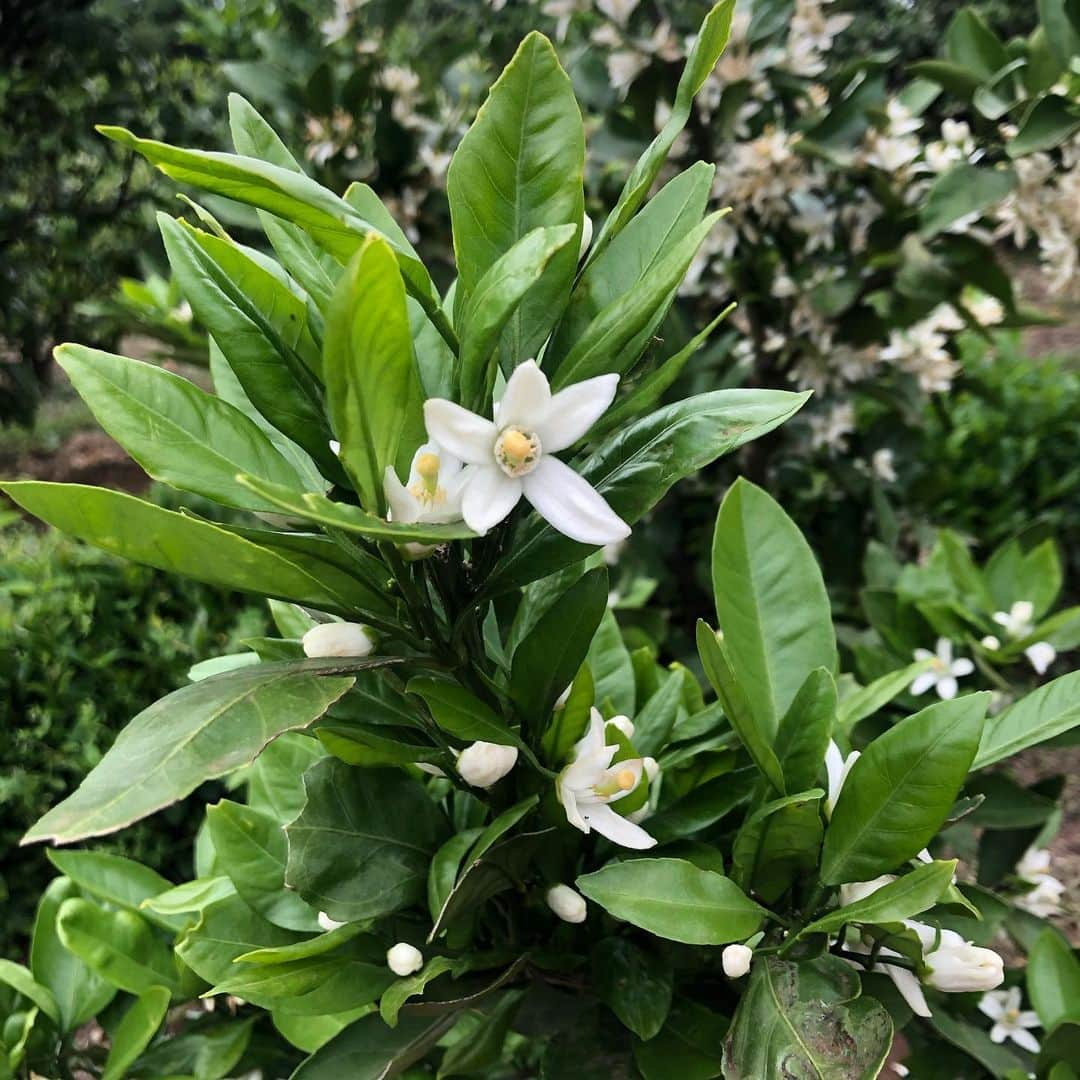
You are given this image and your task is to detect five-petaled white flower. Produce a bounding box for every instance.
[910,638,974,700]
[556,708,657,849]
[992,600,1057,675]
[423,360,630,545]
[1015,847,1066,917]
[384,440,468,526]
[978,986,1041,1053]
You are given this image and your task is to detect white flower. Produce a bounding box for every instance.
[992,601,1056,675]
[978,987,1041,1053]
[1015,847,1065,916]
[456,741,518,788]
[384,441,468,526]
[1025,641,1057,675]
[302,622,376,658]
[921,928,1004,992]
[386,942,423,976]
[911,639,974,700]
[546,883,587,923]
[423,360,630,545]
[597,0,640,24]
[981,635,1002,651]
[607,50,650,97]
[317,911,346,931]
[893,1066,910,1077]
[885,99,922,137]
[722,944,753,978]
[969,293,1004,327]
[871,448,897,483]
[556,709,657,849]
[824,739,860,817]
[844,934,932,1017]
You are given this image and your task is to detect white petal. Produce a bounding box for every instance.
[978,992,1007,1021]
[495,359,550,429]
[936,638,953,663]
[1025,642,1056,674]
[461,466,521,534]
[536,374,619,452]
[989,1024,1008,1044]
[913,648,935,662]
[581,802,657,849]
[881,962,932,1018]
[910,672,938,696]
[1010,1027,1041,1054]
[557,781,589,833]
[384,466,419,523]
[825,740,845,814]
[936,676,958,700]
[1013,600,1035,624]
[993,611,1011,628]
[423,399,497,464]
[950,658,974,677]
[522,456,630,546]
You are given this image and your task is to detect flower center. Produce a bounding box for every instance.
[408,452,446,505]
[615,768,637,791]
[1005,1007,1020,1024]
[931,657,947,673]
[494,426,542,478]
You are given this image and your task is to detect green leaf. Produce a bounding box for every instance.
[158,215,336,475]
[0,960,60,1026]
[100,987,171,1080]
[697,621,785,794]
[439,990,524,1077]
[1009,94,1080,157]
[291,1012,456,1080]
[207,800,319,932]
[228,92,302,171]
[945,7,1010,81]
[587,0,736,263]
[483,389,810,595]
[274,1008,371,1055]
[447,31,584,370]
[541,663,594,765]
[836,661,934,735]
[985,537,1062,619]
[324,234,426,512]
[593,938,672,1041]
[576,858,765,945]
[30,878,114,1031]
[427,829,484,924]
[380,955,469,1027]
[142,876,236,917]
[1038,0,1080,71]
[509,568,609,723]
[650,771,756,844]
[975,671,1080,768]
[730,790,825,903]
[246,730,326,824]
[1028,929,1080,1030]
[711,478,836,737]
[0,481,371,616]
[458,225,577,409]
[56,900,178,996]
[131,1018,255,1080]
[24,660,358,844]
[56,344,306,512]
[632,672,685,758]
[586,609,636,718]
[633,998,727,1080]
[920,164,1017,238]
[774,668,836,794]
[821,693,989,884]
[552,210,727,390]
[407,678,519,746]
[928,1010,1027,1076]
[801,861,959,937]
[722,957,892,1079]
[285,758,446,922]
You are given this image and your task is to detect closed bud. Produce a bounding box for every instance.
[609,715,635,739]
[317,911,346,932]
[722,944,753,978]
[456,741,518,788]
[546,884,587,924]
[924,941,1003,992]
[386,942,423,977]
[302,622,375,658]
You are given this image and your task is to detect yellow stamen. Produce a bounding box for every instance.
[501,430,532,461]
[616,768,636,791]
[415,452,440,479]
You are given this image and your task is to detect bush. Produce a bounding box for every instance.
[0,497,268,957]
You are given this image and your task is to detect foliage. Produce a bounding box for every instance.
[1,9,1078,1077]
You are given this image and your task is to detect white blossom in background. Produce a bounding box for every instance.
[386,942,423,977]
[542,0,587,42]
[456,741,518,788]
[302,622,376,659]
[880,318,959,393]
[871,448,897,483]
[968,292,1004,327]
[910,638,974,700]
[423,360,630,544]
[809,401,855,453]
[596,0,640,26]
[1015,847,1066,917]
[992,600,1057,674]
[546,883,587,923]
[978,987,1041,1052]
[557,709,657,849]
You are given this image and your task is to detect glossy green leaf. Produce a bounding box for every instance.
[774,668,836,794]
[484,389,809,595]
[237,923,363,966]
[593,938,673,1041]
[447,31,584,369]
[511,568,608,722]
[427,829,484,924]
[24,659,358,844]
[712,478,837,738]
[285,759,446,922]
[30,877,115,1031]
[143,877,236,917]
[207,800,319,932]
[633,998,728,1080]
[1037,0,1080,70]
[458,224,577,409]
[0,961,60,1026]
[976,671,1080,768]
[274,1008,372,1055]
[632,672,685,758]
[1009,94,1080,157]
[801,860,958,937]
[0,481,369,616]
[1028,929,1080,1030]
[291,1011,456,1080]
[587,0,736,263]
[100,987,171,1080]
[821,693,988,884]
[439,989,524,1077]
[920,164,1017,238]
[730,790,824,903]
[130,1018,255,1080]
[586,608,636,717]
[407,677,518,746]
[541,663,594,765]
[836,660,933,734]
[650,771,756,845]
[722,957,892,1080]
[57,344,306,512]
[56,900,178,996]
[324,234,426,512]
[380,955,470,1027]
[944,7,1010,81]
[576,858,765,946]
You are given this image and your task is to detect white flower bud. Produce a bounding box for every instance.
[980,635,1001,651]
[643,756,660,783]
[456,741,518,788]
[546,884,587,924]
[386,942,423,976]
[579,213,593,259]
[302,621,375,658]
[722,944,753,978]
[609,716,635,739]
[317,911,346,932]
[924,941,1003,992]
